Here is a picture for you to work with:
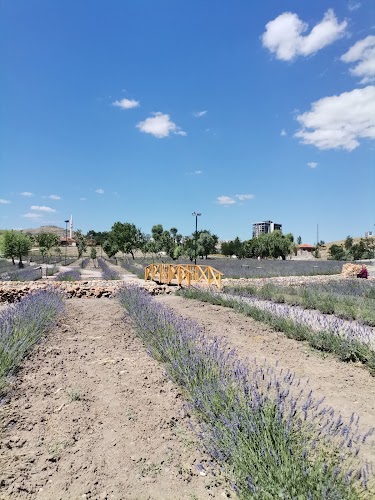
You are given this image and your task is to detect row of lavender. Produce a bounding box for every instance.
[0,288,64,393]
[180,283,375,375]
[97,258,121,280]
[117,285,373,497]
[227,280,375,326]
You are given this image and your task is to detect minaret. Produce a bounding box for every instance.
[70,214,73,239]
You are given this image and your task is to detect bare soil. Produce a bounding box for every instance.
[0,299,227,500]
[156,294,375,466]
[1,280,375,499]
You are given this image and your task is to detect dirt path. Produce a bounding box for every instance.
[156,295,375,466]
[0,299,226,500]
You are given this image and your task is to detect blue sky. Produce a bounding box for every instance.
[1,0,374,244]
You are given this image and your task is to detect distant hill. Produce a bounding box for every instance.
[20,226,72,238]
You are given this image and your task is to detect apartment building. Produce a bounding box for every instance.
[252,220,282,238]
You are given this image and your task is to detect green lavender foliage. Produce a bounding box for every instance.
[117,285,373,498]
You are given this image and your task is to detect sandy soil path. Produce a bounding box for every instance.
[156,295,375,466]
[0,299,226,500]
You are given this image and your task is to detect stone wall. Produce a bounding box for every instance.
[0,279,179,303]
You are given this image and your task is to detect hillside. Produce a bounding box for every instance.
[20,226,71,238]
[319,237,371,259]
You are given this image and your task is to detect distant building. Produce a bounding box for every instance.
[252,220,282,238]
[365,231,374,238]
[296,243,315,255]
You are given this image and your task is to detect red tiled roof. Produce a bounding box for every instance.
[298,244,315,248]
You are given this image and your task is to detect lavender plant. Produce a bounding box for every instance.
[97,257,121,280]
[55,269,81,281]
[180,288,375,375]
[227,280,375,326]
[0,266,43,281]
[81,257,90,268]
[117,285,374,498]
[0,288,64,392]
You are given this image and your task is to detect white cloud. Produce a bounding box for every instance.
[347,1,361,11]
[281,129,287,136]
[307,162,318,168]
[20,192,33,197]
[48,194,61,200]
[112,98,140,109]
[80,197,87,201]
[262,9,347,61]
[193,110,207,117]
[295,86,375,151]
[217,196,236,206]
[95,188,104,194]
[341,36,375,84]
[0,199,11,204]
[23,213,42,218]
[30,205,56,213]
[235,194,255,201]
[136,112,186,138]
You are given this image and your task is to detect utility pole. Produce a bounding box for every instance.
[192,212,201,265]
[64,219,69,265]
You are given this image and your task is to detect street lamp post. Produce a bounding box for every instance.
[64,219,69,265]
[192,212,201,265]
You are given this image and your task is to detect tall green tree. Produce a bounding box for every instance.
[75,230,87,259]
[35,233,59,263]
[111,222,144,259]
[0,230,18,265]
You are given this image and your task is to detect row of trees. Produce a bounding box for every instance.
[329,236,375,261]
[221,231,295,260]
[0,229,88,267]
[97,222,218,261]
[2,225,373,266]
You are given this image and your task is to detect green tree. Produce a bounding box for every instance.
[328,244,346,260]
[75,229,87,259]
[0,230,18,265]
[14,233,32,268]
[90,247,97,267]
[103,239,119,258]
[297,235,302,245]
[35,233,59,263]
[344,235,353,251]
[111,222,144,259]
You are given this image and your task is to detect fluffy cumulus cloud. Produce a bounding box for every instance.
[262,9,347,61]
[341,36,375,84]
[95,188,104,194]
[30,205,56,213]
[193,110,207,117]
[48,194,61,200]
[23,213,42,218]
[307,162,318,168]
[20,192,33,197]
[112,98,140,109]
[295,86,375,151]
[136,112,186,138]
[0,199,11,204]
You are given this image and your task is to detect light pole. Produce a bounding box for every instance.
[192,212,201,265]
[64,219,69,265]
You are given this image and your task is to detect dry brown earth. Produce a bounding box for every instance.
[156,294,375,467]
[0,299,227,500]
